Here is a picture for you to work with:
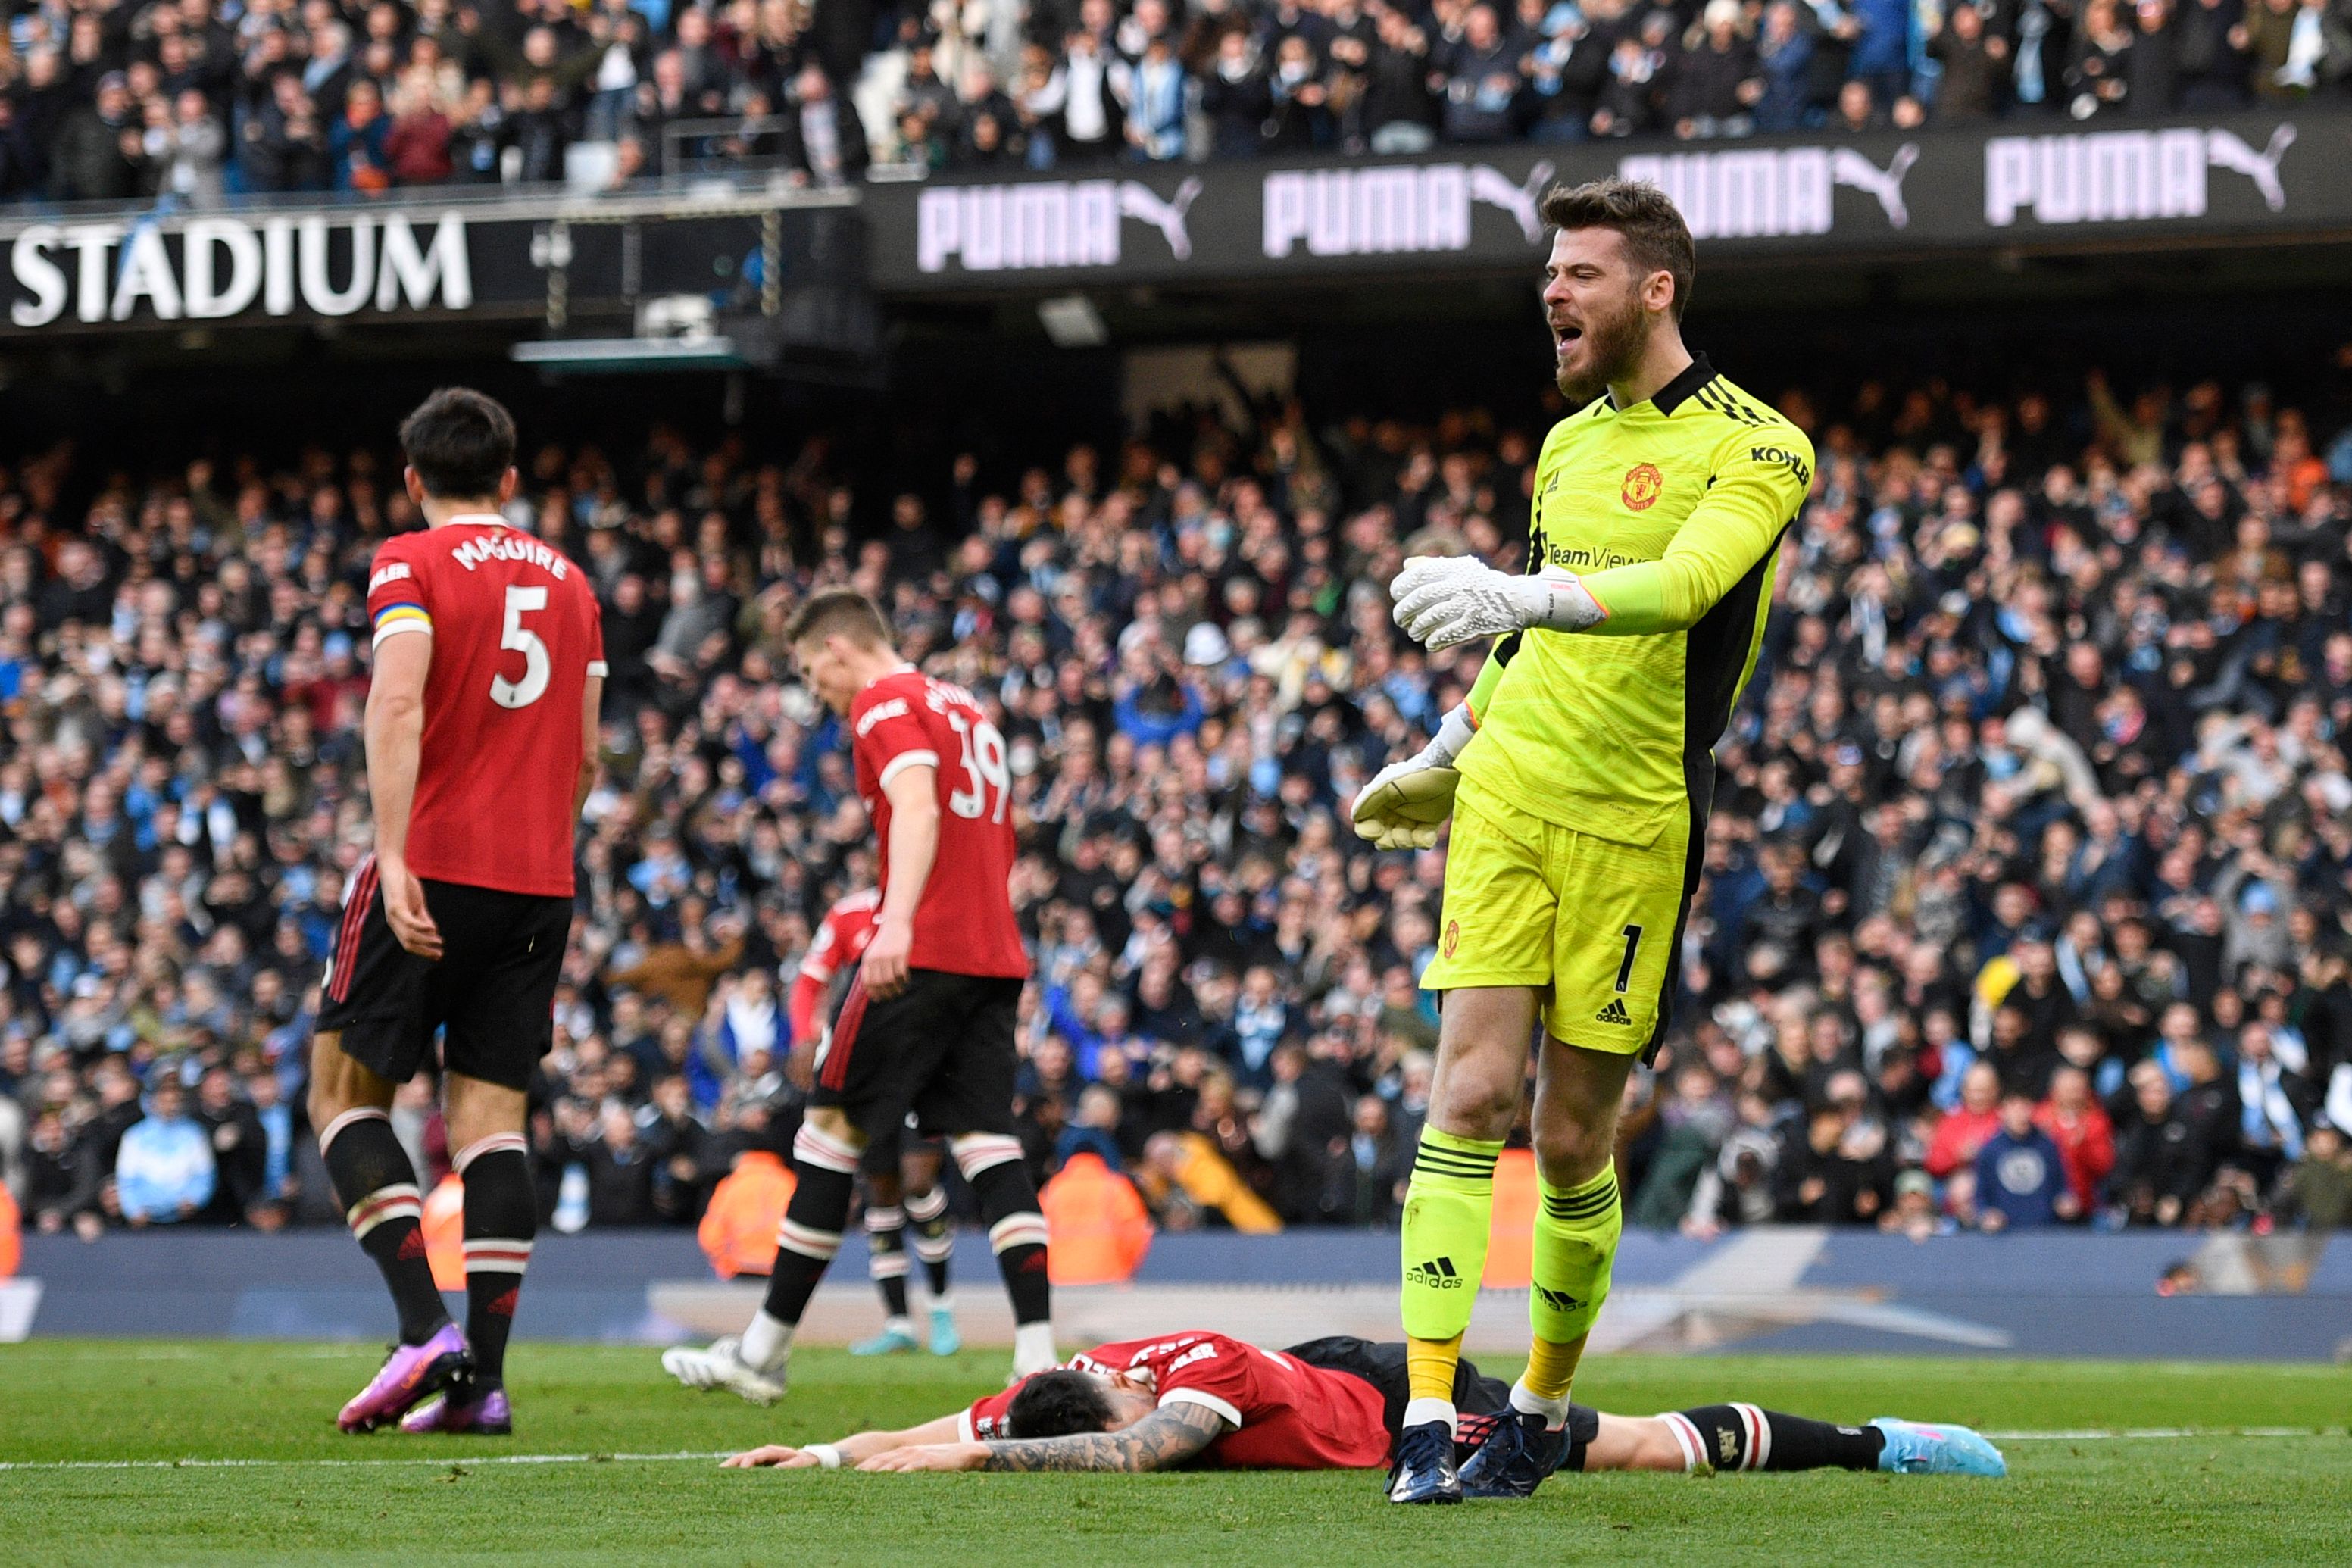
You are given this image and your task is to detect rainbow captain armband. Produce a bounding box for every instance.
[370,601,432,646]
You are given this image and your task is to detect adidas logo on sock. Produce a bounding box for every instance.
[1407,1257,1465,1289]
[1533,1284,1584,1314]
[1595,998,1632,1026]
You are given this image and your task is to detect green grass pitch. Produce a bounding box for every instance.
[1,1342,2345,1566]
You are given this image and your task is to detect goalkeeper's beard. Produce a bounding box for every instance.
[1556,289,1647,407]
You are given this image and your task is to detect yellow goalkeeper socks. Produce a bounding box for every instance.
[1522,1333,1589,1407]
[1400,1126,1504,1403]
[1405,1333,1466,1407]
[1526,1164,1620,1399]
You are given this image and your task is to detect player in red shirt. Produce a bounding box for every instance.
[714,1330,2005,1482]
[667,589,1051,1407]
[787,889,882,1048]
[308,389,604,1439]
[789,887,962,1358]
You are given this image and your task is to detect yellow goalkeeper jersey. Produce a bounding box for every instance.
[1456,354,1811,853]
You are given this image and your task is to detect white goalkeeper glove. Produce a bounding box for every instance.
[1351,704,1476,851]
[1389,554,1606,651]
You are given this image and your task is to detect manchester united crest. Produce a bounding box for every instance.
[1621,463,1663,511]
[1443,920,1460,958]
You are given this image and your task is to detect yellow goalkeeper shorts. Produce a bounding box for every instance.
[1420,782,1692,1057]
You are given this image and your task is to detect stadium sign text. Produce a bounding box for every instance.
[1259,161,1551,258]
[915,177,1203,273]
[7,211,470,328]
[1619,145,1921,236]
[0,199,863,339]
[1982,125,2296,227]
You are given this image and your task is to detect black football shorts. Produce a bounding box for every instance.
[811,969,1023,1141]
[857,1116,949,1176]
[317,860,573,1092]
[1282,1335,1601,1470]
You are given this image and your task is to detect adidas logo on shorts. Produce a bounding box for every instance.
[1407,1257,1465,1289]
[1595,997,1632,1026]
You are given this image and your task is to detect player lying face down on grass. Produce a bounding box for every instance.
[717,1332,2004,1485]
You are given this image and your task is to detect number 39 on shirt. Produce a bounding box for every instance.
[946,709,1010,823]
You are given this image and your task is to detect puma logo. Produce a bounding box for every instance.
[918,176,1199,273]
[1985,122,2300,227]
[2204,125,2295,211]
[1116,178,1204,260]
[1831,145,1921,228]
[1468,161,1556,243]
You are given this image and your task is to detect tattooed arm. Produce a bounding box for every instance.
[981,1401,1229,1472]
[856,1401,1232,1474]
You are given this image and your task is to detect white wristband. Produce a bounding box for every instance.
[1516,567,1607,633]
[807,1443,843,1470]
[1430,703,1476,764]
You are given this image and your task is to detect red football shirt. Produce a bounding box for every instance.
[365,518,604,898]
[848,669,1026,979]
[957,1332,1391,1470]
[789,888,882,1044]
[800,887,883,987]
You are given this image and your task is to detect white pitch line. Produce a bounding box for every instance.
[0,1346,375,1363]
[1987,1428,2343,1441]
[0,1450,736,1473]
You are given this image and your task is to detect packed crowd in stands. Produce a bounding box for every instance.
[4,0,2352,206]
[4,353,2352,1245]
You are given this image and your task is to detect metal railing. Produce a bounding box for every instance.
[0,164,857,241]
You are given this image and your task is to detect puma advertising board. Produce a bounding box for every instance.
[866,111,2348,293]
[2,110,2343,328]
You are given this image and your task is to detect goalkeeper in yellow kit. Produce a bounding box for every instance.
[1353,180,1813,1505]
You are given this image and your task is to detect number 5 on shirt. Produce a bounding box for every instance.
[492,586,551,709]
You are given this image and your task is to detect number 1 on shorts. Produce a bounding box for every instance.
[1614,924,1643,994]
